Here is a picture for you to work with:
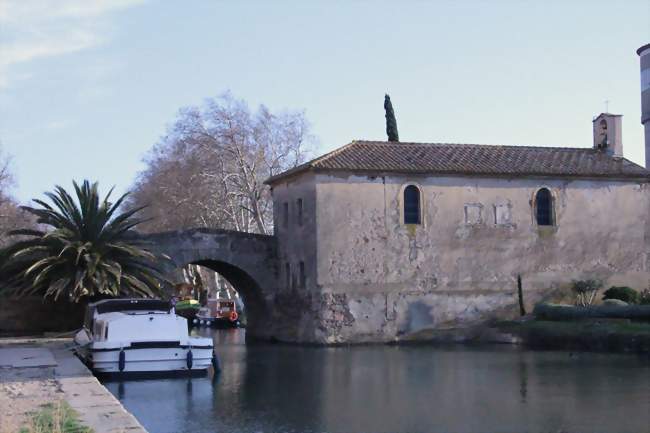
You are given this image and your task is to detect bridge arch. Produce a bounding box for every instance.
[138,228,278,337]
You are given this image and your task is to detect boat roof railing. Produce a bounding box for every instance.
[90,298,172,315]
[83,298,173,330]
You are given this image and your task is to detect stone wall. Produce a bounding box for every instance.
[271,173,318,292]
[139,228,281,340]
[0,296,85,335]
[272,171,650,344]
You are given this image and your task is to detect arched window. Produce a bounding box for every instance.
[404,185,421,224]
[535,188,553,226]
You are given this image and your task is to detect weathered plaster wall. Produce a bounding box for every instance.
[268,174,321,341]
[308,173,650,343]
[272,172,318,290]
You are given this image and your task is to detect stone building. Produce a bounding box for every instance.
[265,112,650,343]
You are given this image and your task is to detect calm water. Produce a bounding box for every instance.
[103,328,650,433]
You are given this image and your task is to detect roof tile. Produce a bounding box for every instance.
[266,140,649,184]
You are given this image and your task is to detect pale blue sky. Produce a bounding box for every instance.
[1,0,649,202]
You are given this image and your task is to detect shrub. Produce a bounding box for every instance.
[571,279,602,307]
[603,286,639,304]
[639,290,650,305]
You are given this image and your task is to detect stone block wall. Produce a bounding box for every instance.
[0,296,85,336]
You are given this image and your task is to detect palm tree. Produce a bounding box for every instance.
[0,180,168,302]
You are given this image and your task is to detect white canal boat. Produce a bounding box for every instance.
[74,298,217,377]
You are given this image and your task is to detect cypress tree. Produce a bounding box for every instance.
[384,94,399,142]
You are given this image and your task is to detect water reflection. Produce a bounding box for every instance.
[518,354,528,403]
[103,329,650,433]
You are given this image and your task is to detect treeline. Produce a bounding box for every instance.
[127,93,313,235]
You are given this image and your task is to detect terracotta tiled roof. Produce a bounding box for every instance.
[265,140,649,184]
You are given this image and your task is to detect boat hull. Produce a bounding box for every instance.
[77,345,213,375]
[193,317,240,328]
[175,307,199,321]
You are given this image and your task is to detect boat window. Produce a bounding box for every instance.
[93,322,102,337]
[104,325,108,340]
[84,307,94,330]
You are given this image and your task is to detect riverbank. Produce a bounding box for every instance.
[402,318,650,353]
[495,318,650,353]
[0,338,147,433]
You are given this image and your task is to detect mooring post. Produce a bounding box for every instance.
[517,274,526,316]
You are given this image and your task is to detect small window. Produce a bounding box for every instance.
[296,199,303,226]
[535,188,553,226]
[299,261,306,288]
[285,263,291,286]
[283,202,289,228]
[94,322,102,337]
[494,204,511,225]
[404,185,421,224]
[464,204,482,225]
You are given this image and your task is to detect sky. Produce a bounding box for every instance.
[0,0,649,203]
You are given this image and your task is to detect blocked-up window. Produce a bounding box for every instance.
[283,202,289,228]
[494,204,512,225]
[464,204,482,225]
[296,198,303,226]
[299,261,306,288]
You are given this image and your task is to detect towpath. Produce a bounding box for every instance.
[0,338,146,433]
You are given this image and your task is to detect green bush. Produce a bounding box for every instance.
[603,286,639,304]
[533,302,650,321]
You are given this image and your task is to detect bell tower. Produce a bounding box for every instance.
[592,113,623,157]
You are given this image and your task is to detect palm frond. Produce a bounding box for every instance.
[0,180,166,302]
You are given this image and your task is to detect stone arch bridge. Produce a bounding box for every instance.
[138,228,284,340]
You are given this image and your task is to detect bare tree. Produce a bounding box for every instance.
[129,93,313,234]
[0,144,15,208]
[0,145,36,246]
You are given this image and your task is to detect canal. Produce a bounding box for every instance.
[103,328,650,433]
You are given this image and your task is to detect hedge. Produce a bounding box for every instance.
[533,303,650,321]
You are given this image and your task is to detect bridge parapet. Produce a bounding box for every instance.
[140,228,276,270]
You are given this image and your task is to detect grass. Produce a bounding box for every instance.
[19,400,92,433]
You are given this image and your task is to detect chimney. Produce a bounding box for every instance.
[638,43,650,167]
[592,113,623,157]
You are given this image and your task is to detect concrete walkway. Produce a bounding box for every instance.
[0,339,146,433]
